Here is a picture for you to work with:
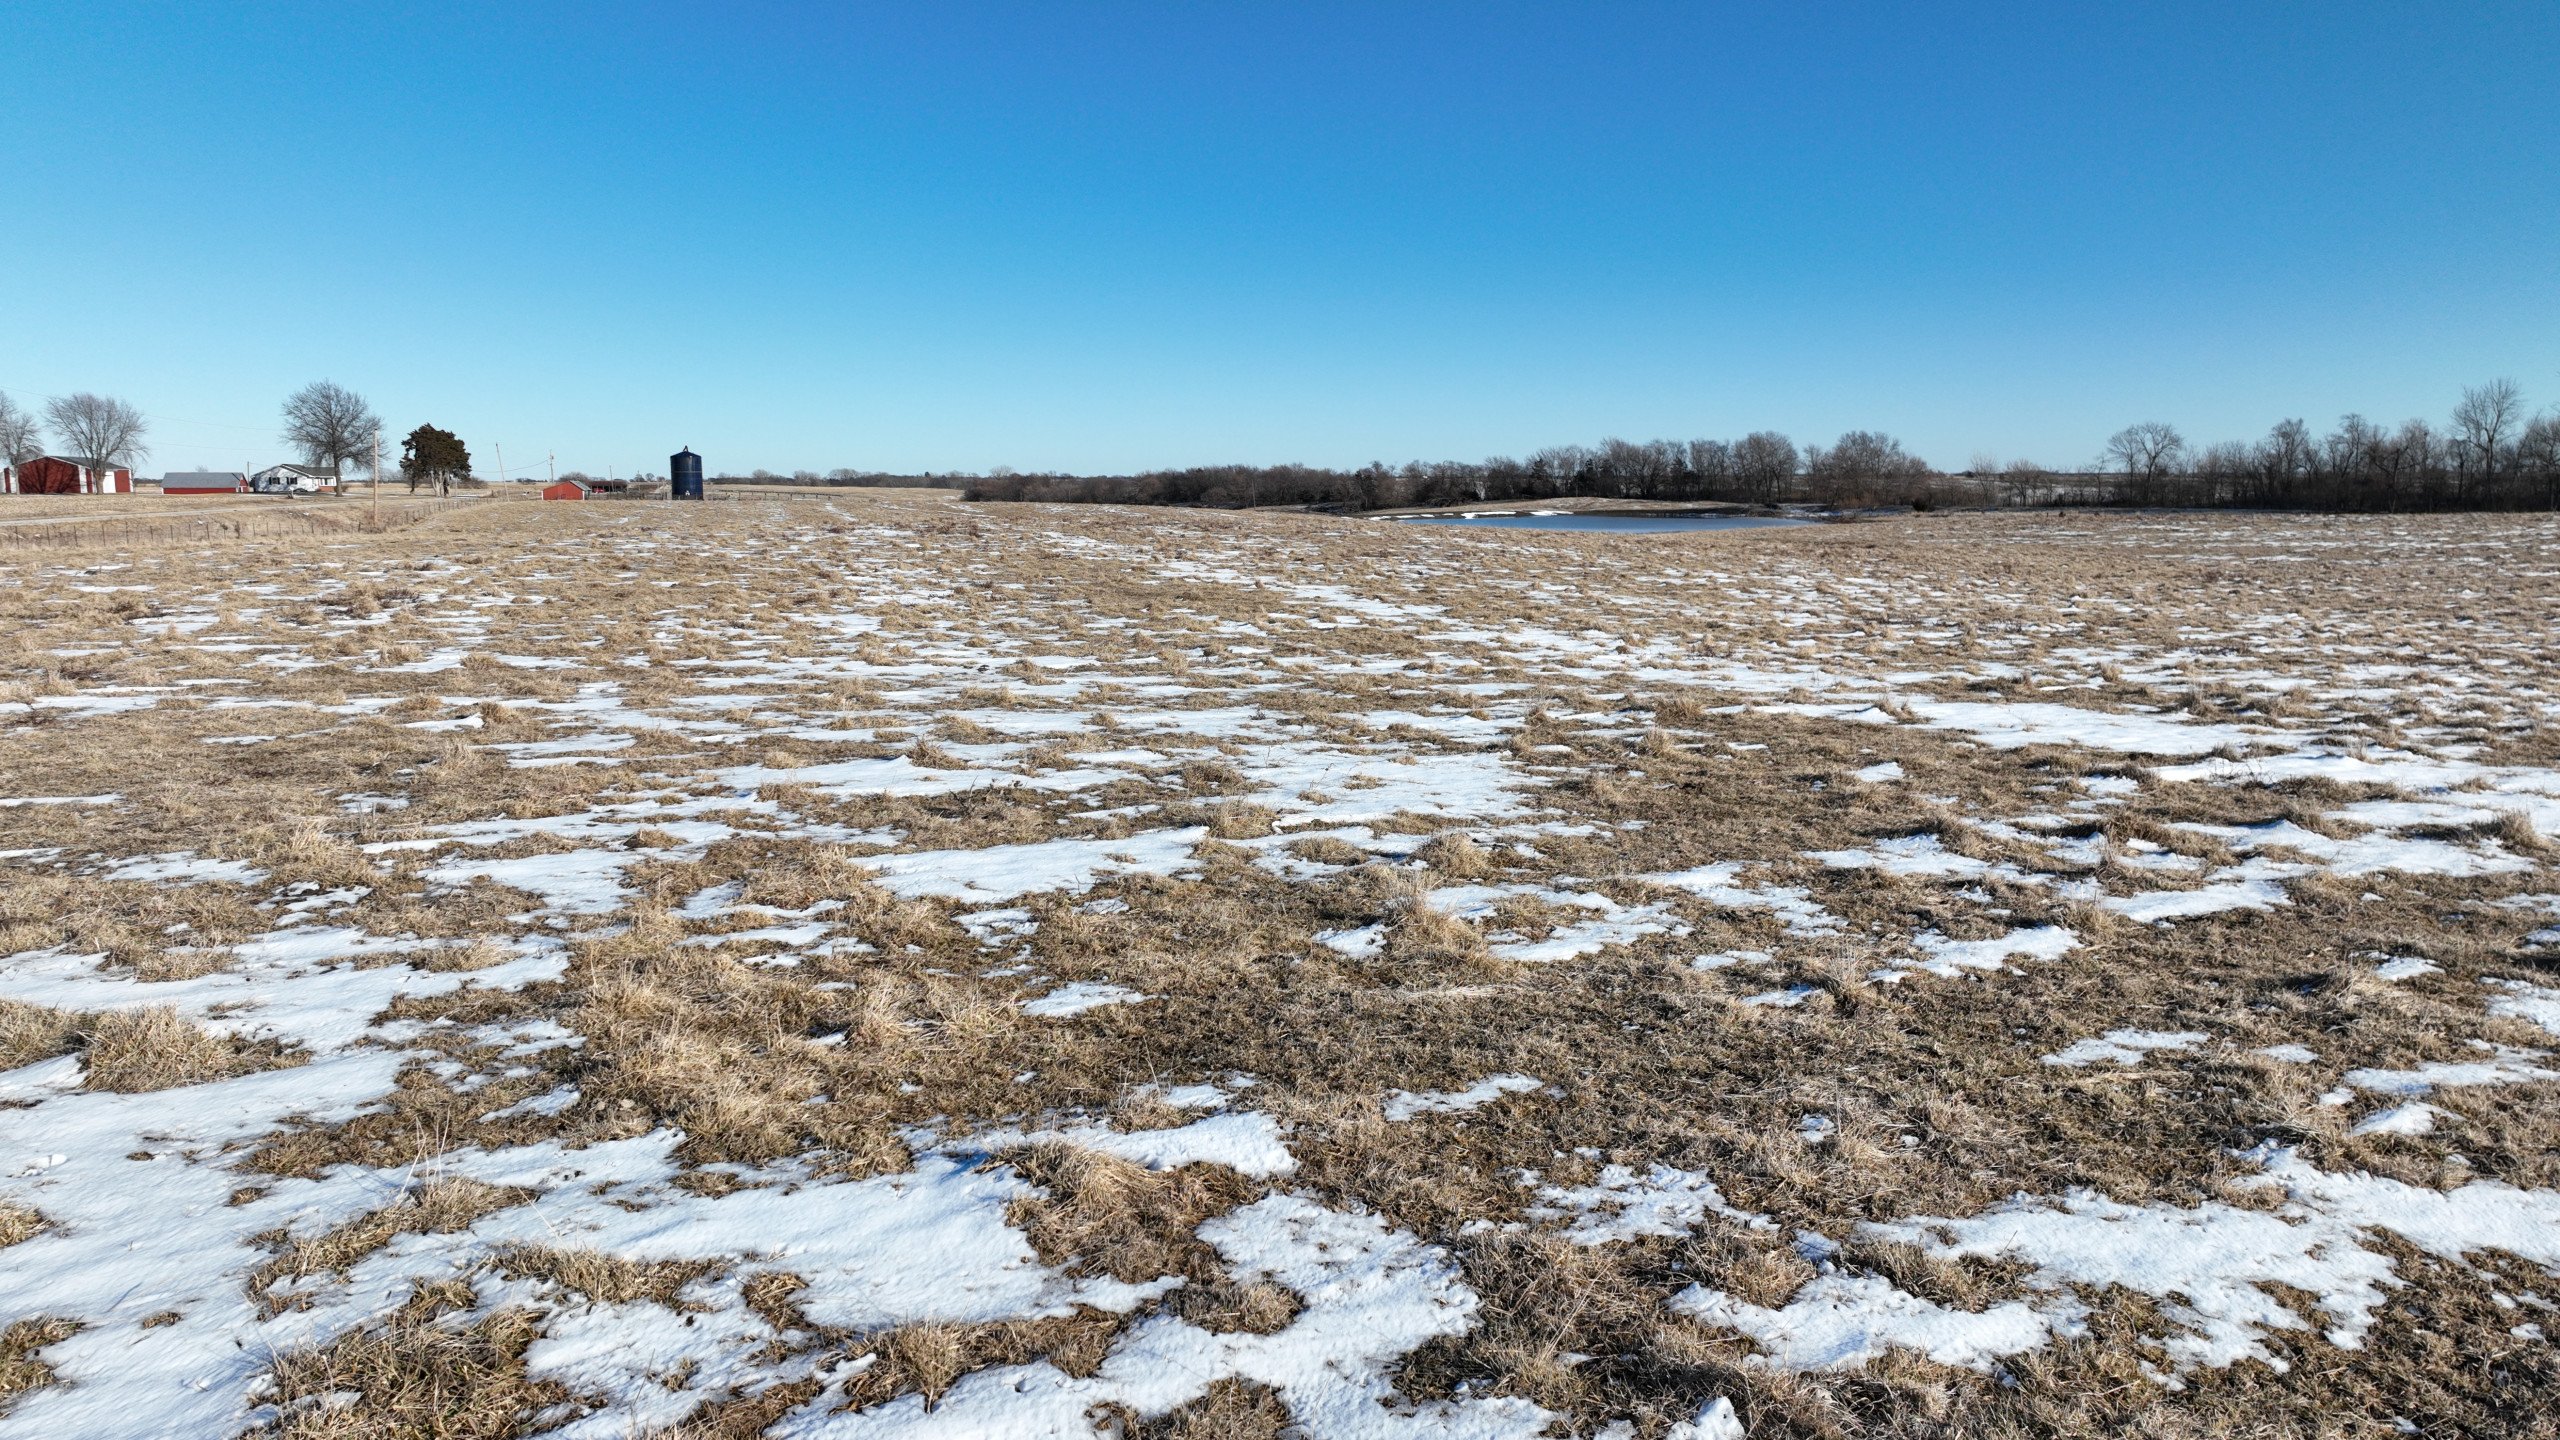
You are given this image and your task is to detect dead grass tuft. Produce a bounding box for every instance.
[0,1204,50,1249]
[0,1001,81,1071]
[1004,1142,1259,1284]
[496,1245,719,1306]
[1414,832,1496,881]
[80,1006,290,1092]
[1110,1377,1293,1439]
[255,1178,530,1306]
[842,1312,1126,1409]
[0,1319,79,1413]
[255,1285,565,1439]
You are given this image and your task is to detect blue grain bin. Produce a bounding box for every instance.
[670,448,705,501]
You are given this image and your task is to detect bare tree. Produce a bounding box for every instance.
[281,381,382,480]
[2104,421,2184,477]
[2103,422,2185,503]
[2518,412,2560,511]
[44,393,149,472]
[1731,431,1799,505]
[0,393,41,465]
[2450,378,2523,497]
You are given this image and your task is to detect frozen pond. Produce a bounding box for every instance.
[1390,511,1811,534]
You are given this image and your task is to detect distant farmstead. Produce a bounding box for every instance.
[162,471,249,496]
[540,479,590,502]
[4,456,134,495]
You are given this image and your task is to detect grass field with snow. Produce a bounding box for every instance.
[2,492,2558,1438]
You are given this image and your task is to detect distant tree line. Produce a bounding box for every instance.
[2073,380,2559,511]
[710,468,963,491]
[952,380,2560,514]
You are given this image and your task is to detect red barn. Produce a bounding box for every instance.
[4,456,133,495]
[541,479,590,502]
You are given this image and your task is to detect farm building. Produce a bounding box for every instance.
[249,464,339,494]
[161,471,249,495]
[541,478,591,501]
[4,456,134,495]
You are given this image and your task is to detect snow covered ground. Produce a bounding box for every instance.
[1,498,2557,1436]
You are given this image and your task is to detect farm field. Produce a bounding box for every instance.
[2,493,2558,1438]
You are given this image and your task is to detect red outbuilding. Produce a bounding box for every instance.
[3,456,133,495]
[541,479,591,502]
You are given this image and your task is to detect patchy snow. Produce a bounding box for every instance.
[101,851,267,886]
[0,931,563,1054]
[1643,863,1842,936]
[2177,819,2529,880]
[1899,699,2264,756]
[1675,1271,2062,1373]
[1664,1397,1746,1440]
[1525,1162,1772,1244]
[1740,984,1821,1008]
[1883,925,2079,981]
[2103,877,2290,924]
[1382,1074,1542,1122]
[1808,833,1997,879]
[2487,979,2560,1038]
[1020,981,1152,1018]
[1317,922,1388,959]
[2042,1030,2208,1068]
[423,846,654,916]
[863,828,1206,903]
[1687,1144,2560,1381]
[2348,1102,2442,1138]
[969,1111,1297,1178]
[2342,1047,2557,1096]
[1423,883,1685,963]
[769,1193,1558,1439]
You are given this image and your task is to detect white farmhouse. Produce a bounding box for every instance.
[249,464,340,494]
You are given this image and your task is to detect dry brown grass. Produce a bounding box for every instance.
[254,1178,530,1308]
[5,495,2556,1434]
[80,1006,291,1092]
[0,1000,81,1071]
[0,1319,79,1414]
[254,1284,567,1439]
[0,1203,47,1249]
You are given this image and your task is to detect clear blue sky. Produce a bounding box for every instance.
[5,2,2555,478]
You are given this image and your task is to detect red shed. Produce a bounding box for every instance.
[4,456,133,495]
[541,479,590,502]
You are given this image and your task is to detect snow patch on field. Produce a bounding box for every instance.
[1019,981,1152,1017]
[1642,862,1842,936]
[2042,1029,2208,1068]
[1525,1162,1773,1244]
[968,1111,1297,1178]
[1383,1074,1542,1122]
[2103,878,2289,924]
[1674,1272,2062,1372]
[1685,1146,2560,1380]
[769,1193,1559,1439]
[1880,925,2078,982]
[863,829,1207,902]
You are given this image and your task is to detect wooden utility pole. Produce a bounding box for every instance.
[371,433,381,525]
